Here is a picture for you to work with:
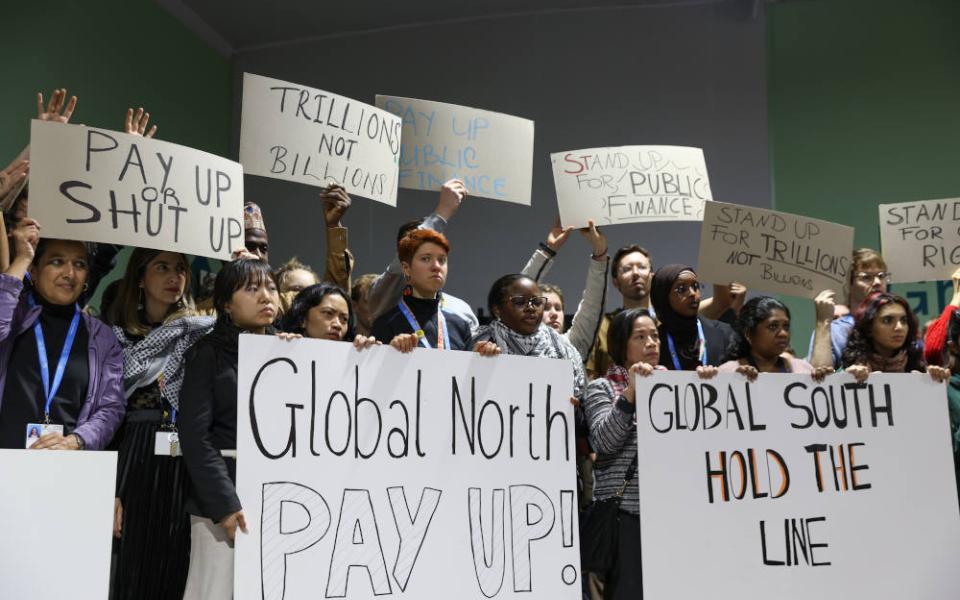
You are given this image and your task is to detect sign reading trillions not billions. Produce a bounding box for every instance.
[879,198,960,283]
[697,201,855,301]
[240,73,402,206]
[550,145,712,229]
[235,336,580,600]
[28,120,244,260]
[376,95,534,205]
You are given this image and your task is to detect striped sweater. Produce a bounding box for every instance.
[583,377,638,515]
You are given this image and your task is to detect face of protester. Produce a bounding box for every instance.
[141,252,187,313]
[871,303,909,356]
[667,270,701,317]
[542,292,564,332]
[497,278,544,336]
[748,309,791,362]
[402,242,448,298]
[224,276,279,332]
[245,228,269,263]
[282,269,317,295]
[613,251,652,303]
[624,315,661,367]
[850,260,889,308]
[30,241,89,305]
[304,293,350,341]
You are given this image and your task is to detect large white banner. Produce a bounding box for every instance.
[550,145,712,228]
[29,120,244,260]
[240,73,401,206]
[0,450,117,600]
[235,336,580,600]
[636,371,960,600]
[879,198,960,283]
[376,95,534,205]
[697,201,855,300]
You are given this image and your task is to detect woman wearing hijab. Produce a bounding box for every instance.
[650,264,735,371]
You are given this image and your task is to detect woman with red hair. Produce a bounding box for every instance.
[371,229,472,352]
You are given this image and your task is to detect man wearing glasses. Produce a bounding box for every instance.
[809,248,891,369]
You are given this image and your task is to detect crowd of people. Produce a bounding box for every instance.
[1,88,958,600]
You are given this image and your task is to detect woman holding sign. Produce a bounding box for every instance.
[371,229,472,352]
[282,281,379,348]
[842,292,950,382]
[650,264,735,371]
[0,219,124,450]
[104,248,214,600]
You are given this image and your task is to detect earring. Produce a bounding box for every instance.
[137,287,144,310]
[402,283,413,297]
[83,282,89,292]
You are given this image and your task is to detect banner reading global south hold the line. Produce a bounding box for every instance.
[235,336,580,600]
[239,73,402,206]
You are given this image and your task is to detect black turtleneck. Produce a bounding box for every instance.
[0,292,89,448]
[370,295,471,351]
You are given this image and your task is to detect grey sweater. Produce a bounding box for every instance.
[582,377,639,515]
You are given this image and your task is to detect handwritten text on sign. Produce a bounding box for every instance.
[636,371,960,600]
[697,201,854,300]
[240,73,401,206]
[235,336,580,600]
[879,198,960,283]
[376,95,534,205]
[28,121,243,260]
[550,145,712,228]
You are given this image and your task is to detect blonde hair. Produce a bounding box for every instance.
[274,256,318,294]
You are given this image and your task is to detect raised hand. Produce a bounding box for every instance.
[124,107,157,138]
[435,179,467,221]
[37,88,77,124]
[0,159,29,203]
[546,216,574,252]
[322,184,351,227]
[580,219,607,257]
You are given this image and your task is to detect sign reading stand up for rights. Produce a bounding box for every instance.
[550,145,712,229]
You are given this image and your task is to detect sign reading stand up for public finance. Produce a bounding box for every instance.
[551,145,712,229]
[29,120,244,260]
[235,335,580,600]
[635,371,960,600]
[240,73,402,206]
[376,95,534,205]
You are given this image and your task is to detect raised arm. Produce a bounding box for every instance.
[320,184,355,292]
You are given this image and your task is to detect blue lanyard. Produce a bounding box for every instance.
[30,299,81,422]
[666,319,706,371]
[397,298,450,350]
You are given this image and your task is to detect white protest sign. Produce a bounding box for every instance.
[235,336,580,600]
[0,450,117,600]
[29,120,244,260]
[697,201,854,300]
[240,73,401,206]
[376,95,534,205]
[550,145,711,228]
[636,371,960,600]
[879,198,960,283]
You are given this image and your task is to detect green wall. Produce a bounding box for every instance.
[768,0,960,345]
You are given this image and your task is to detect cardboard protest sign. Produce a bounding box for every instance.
[0,450,117,600]
[550,145,711,228]
[697,201,854,300]
[879,198,960,283]
[240,73,401,206]
[235,336,580,600]
[636,371,960,600]
[29,120,244,260]
[376,95,534,205]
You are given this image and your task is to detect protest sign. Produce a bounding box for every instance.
[0,450,117,600]
[636,371,960,600]
[29,120,244,260]
[697,201,854,300]
[879,198,960,283]
[240,73,401,206]
[376,95,534,204]
[235,336,580,600]
[550,145,711,228]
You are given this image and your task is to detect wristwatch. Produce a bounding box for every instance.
[72,433,86,450]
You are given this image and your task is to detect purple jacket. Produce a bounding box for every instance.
[0,274,125,449]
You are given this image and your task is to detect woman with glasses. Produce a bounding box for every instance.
[371,229,472,352]
[841,292,949,383]
[649,264,734,371]
[720,296,833,379]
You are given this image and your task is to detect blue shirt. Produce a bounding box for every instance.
[807,314,854,368]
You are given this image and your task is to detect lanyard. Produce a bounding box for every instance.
[28,297,81,422]
[666,319,706,371]
[158,373,177,427]
[397,299,450,350]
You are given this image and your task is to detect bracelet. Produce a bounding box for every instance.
[591,249,608,260]
[538,242,557,258]
[72,433,85,450]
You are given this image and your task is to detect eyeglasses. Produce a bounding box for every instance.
[671,282,701,296]
[508,295,548,309]
[853,271,892,284]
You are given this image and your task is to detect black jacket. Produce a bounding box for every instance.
[178,321,242,522]
[371,295,471,351]
[658,317,735,370]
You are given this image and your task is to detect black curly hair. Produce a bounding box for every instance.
[841,292,924,371]
[725,296,791,361]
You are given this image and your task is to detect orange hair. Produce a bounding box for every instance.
[398,229,450,264]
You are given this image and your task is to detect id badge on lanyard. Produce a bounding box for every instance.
[154,377,180,457]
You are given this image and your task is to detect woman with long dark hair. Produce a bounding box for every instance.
[281,282,378,348]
